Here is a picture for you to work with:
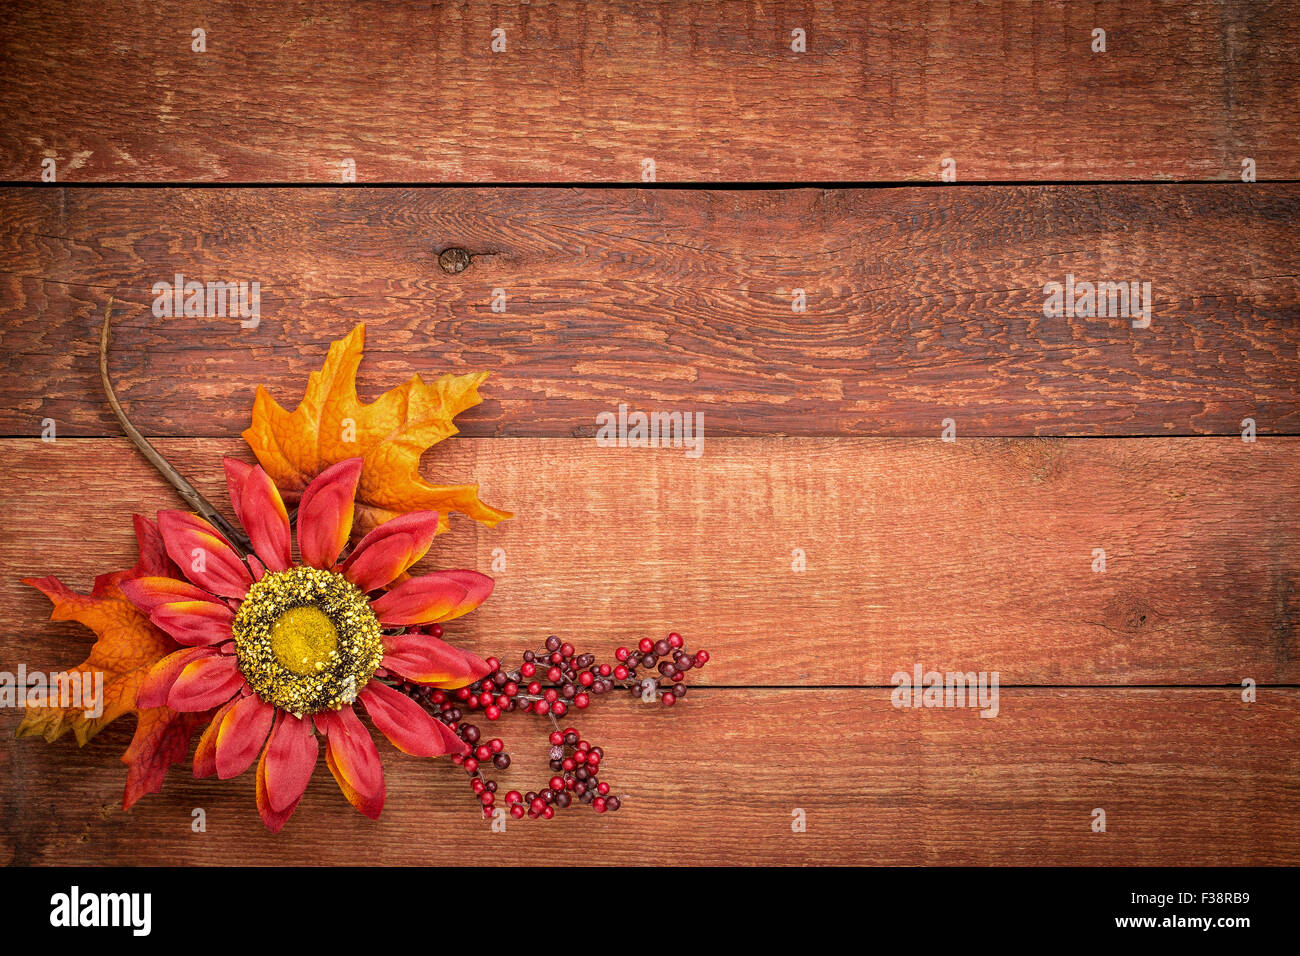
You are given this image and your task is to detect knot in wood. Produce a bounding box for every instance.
[438,247,472,274]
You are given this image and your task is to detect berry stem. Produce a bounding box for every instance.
[395,630,709,819]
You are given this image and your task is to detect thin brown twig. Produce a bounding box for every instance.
[99,297,251,555]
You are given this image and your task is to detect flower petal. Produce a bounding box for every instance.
[227,461,292,572]
[222,458,253,520]
[316,706,384,819]
[358,680,450,757]
[167,654,245,712]
[193,698,239,778]
[157,510,253,599]
[296,458,363,570]
[370,570,493,627]
[150,600,235,647]
[137,646,219,710]
[215,694,275,779]
[430,570,494,621]
[433,718,471,756]
[126,512,180,579]
[255,714,306,832]
[381,630,491,688]
[340,511,440,592]
[262,713,319,813]
[120,575,218,615]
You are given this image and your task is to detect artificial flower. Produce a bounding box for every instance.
[121,456,493,831]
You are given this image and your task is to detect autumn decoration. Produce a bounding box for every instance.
[17,307,709,830]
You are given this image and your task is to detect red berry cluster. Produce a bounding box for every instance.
[401,631,710,818]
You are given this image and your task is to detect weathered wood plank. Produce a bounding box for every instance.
[0,1,1295,183]
[2,689,1295,865]
[3,437,1296,684]
[2,186,1297,437]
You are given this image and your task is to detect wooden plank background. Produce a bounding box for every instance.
[0,3,1298,867]
[3,437,1297,686]
[2,187,1298,438]
[0,0,1297,182]
[5,690,1297,866]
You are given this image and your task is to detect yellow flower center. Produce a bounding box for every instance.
[269,606,339,675]
[231,566,383,716]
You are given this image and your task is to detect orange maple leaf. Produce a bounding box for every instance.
[242,324,511,539]
[18,515,210,808]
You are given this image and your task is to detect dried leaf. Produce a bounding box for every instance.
[242,324,511,539]
[19,516,209,808]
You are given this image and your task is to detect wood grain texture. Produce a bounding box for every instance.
[1,0,1296,183]
[2,186,1297,438]
[2,689,1296,865]
[2,437,1296,685]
